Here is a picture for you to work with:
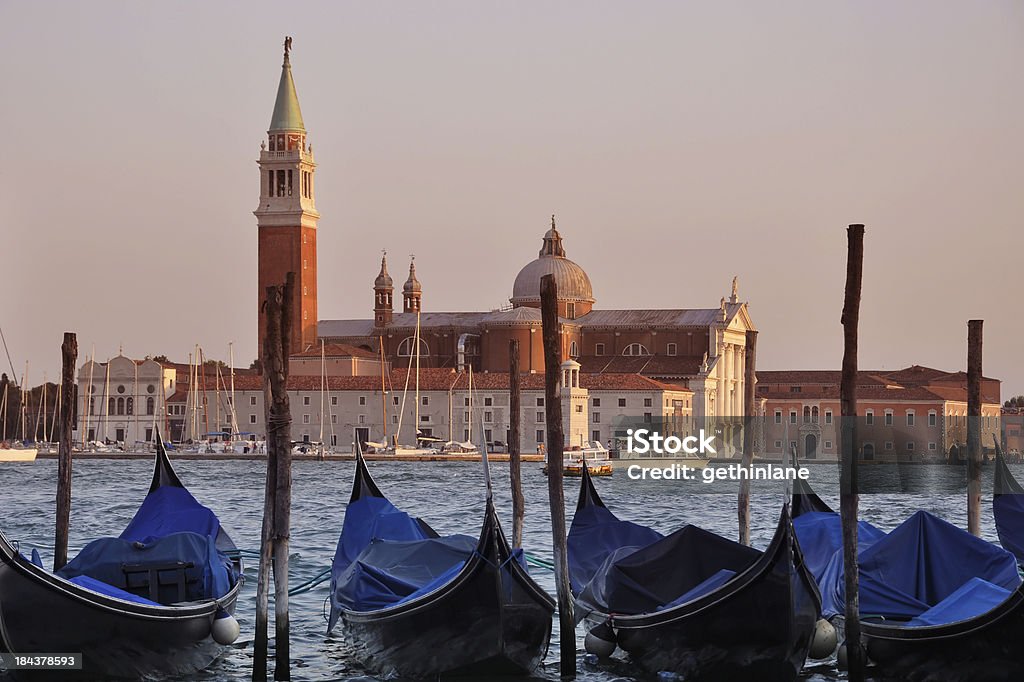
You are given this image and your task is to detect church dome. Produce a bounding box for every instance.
[511,218,594,306]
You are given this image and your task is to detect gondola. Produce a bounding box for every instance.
[0,432,242,679]
[568,465,821,681]
[327,443,554,678]
[792,476,1024,680]
[993,443,1024,563]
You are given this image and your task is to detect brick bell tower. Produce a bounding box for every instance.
[255,36,319,357]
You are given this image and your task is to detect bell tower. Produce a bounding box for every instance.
[374,251,394,327]
[255,36,319,356]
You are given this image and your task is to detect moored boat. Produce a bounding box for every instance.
[569,465,820,680]
[0,441,37,462]
[327,444,554,677]
[0,432,242,679]
[543,441,613,477]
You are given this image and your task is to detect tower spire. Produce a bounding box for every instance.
[270,36,304,132]
[403,256,422,313]
[374,249,394,327]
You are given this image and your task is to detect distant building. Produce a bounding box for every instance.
[74,355,176,445]
[757,365,1002,462]
[1003,407,1023,459]
[250,41,754,452]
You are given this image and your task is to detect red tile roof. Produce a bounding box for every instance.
[291,343,378,359]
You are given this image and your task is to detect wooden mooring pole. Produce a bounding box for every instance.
[840,224,865,681]
[254,273,295,681]
[967,320,983,537]
[540,274,576,678]
[509,338,525,548]
[738,329,757,545]
[53,332,77,571]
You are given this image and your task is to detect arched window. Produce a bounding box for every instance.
[569,341,578,358]
[108,397,116,415]
[812,406,819,423]
[622,343,650,357]
[126,397,134,415]
[397,337,429,357]
[146,397,155,415]
[116,397,125,415]
[803,406,810,423]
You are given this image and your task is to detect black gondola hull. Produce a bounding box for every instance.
[859,585,1024,681]
[341,541,553,678]
[0,532,239,680]
[588,512,819,682]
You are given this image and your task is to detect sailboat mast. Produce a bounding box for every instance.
[50,380,61,444]
[414,309,421,443]
[101,358,110,442]
[229,342,238,437]
[133,359,139,450]
[380,336,387,444]
[0,382,7,441]
[82,346,95,445]
[35,372,46,442]
[200,347,210,441]
[468,365,473,442]
[319,339,326,445]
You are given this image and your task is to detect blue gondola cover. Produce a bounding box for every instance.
[567,499,663,595]
[798,509,1021,624]
[119,485,222,543]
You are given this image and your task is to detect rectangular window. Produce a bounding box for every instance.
[536,412,545,423]
[885,412,893,426]
[464,397,470,406]
[268,170,274,195]
[359,396,366,406]
[485,429,492,442]
[593,398,601,407]
[866,411,874,425]
[593,430,601,442]
[907,441,915,451]
[303,396,311,406]
[774,440,783,448]
[618,398,627,408]
[287,169,293,196]
[484,411,493,423]
[249,414,257,424]
[484,397,493,406]
[595,343,605,356]
[907,413,915,427]
[422,396,429,406]
[392,415,398,424]
[824,440,833,449]
[302,414,310,424]
[885,441,894,450]
[276,169,286,196]
[667,343,677,356]
[644,398,653,407]
[643,412,652,423]
[790,386,802,393]
[331,396,338,406]
[575,404,583,413]
[358,415,365,424]
[394,396,400,405]
[536,429,544,443]
[331,415,337,424]
[420,415,428,422]
[593,412,601,423]
[536,397,544,407]
[825,410,833,424]
[464,411,470,423]
[250,396,257,406]
[789,411,797,424]
[774,410,782,424]
[929,442,937,450]
[928,412,936,426]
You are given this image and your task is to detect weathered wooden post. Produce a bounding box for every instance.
[272,273,295,680]
[254,272,295,681]
[738,329,758,545]
[840,224,865,681]
[509,338,525,548]
[967,319,983,536]
[540,274,576,678]
[53,332,77,571]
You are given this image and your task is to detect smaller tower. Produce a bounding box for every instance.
[403,257,422,313]
[560,360,589,448]
[374,251,394,327]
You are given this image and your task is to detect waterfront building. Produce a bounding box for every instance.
[757,366,1002,462]
[74,355,177,445]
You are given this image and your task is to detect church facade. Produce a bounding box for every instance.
[254,40,756,452]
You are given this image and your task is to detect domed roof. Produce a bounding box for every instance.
[403,258,421,293]
[374,253,393,288]
[511,217,594,305]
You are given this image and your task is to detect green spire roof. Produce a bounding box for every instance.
[269,51,305,132]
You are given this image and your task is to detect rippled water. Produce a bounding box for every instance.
[0,458,1013,681]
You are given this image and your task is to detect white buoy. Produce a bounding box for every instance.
[212,608,240,645]
[584,622,617,658]
[808,618,838,659]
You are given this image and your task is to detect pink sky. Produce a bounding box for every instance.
[1,1,1022,396]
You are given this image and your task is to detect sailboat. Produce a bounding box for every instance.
[0,369,37,463]
[368,310,435,456]
[436,365,480,456]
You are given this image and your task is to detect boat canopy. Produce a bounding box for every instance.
[994,453,1024,563]
[798,509,1021,623]
[567,495,662,595]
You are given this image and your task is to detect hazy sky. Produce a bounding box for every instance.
[2,2,1022,395]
